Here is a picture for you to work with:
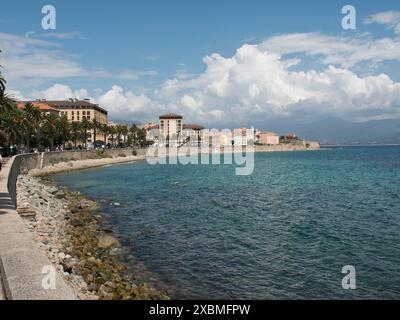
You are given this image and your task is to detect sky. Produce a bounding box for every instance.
[1,0,400,129]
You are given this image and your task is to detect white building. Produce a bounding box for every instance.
[159,113,183,142]
[146,114,204,147]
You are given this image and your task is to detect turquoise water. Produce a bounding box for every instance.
[53,147,400,299]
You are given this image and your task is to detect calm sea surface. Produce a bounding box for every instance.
[52,146,400,299]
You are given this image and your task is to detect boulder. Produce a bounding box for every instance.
[98,234,120,249]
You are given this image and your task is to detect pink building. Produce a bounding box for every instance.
[257,131,280,145]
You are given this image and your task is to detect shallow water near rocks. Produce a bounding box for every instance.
[52,146,400,299]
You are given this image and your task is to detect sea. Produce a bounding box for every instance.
[52,146,400,299]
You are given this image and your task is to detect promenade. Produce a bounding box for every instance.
[0,156,76,300]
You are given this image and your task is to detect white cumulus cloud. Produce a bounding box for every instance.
[159,43,400,126]
[31,84,89,100]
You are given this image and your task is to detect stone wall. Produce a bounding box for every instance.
[6,148,146,208]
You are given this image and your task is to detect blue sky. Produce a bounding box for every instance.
[1,0,400,127]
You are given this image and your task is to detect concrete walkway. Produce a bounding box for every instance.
[0,156,76,300]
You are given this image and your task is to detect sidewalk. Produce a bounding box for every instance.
[0,156,76,300]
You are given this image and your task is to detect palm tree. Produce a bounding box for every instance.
[70,121,81,148]
[121,125,128,146]
[115,125,124,147]
[101,123,110,145]
[0,52,17,124]
[57,114,70,149]
[137,128,146,147]
[3,108,25,149]
[80,117,90,149]
[91,118,101,146]
[0,50,6,102]
[129,125,138,147]
[24,103,43,151]
[109,125,117,147]
[43,113,59,149]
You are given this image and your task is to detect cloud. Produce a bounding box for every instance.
[157,43,400,126]
[31,84,89,100]
[174,69,197,80]
[365,11,400,34]
[0,32,157,90]
[144,56,159,61]
[0,32,84,84]
[25,84,161,122]
[96,85,160,122]
[35,31,87,40]
[89,70,158,81]
[259,32,400,68]
[7,28,400,127]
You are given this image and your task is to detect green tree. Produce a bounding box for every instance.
[91,118,101,146]
[101,123,110,145]
[57,114,70,148]
[109,125,117,147]
[70,121,81,148]
[43,113,59,149]
[129,124,138,147]
[24,103,43,150]
[121,125,128,146]
[81,117,90,148]
[115,124,125,147]
[137,128,146,147]
[2,108,25,148]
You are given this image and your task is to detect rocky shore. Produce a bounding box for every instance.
[16,174,168,300]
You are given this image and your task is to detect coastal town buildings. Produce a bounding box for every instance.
[257,131,280,145]
[159,113,183,141]
[145,114,205,147]
[17,101,60,116]
[20,99,108,145]
[233,128,256,146]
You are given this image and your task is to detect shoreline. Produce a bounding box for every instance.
[16,174,168,300]
[27,145,320,177]
[29,155,146,177]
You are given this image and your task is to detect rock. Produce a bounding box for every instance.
[87,283,99,292]
[61,258,77,273]
[47,186,59,195]
[105,281,116,289]
[98,285,114,299]
[109,247,122,256]
[98,234,120,249]
[54,190,65,199]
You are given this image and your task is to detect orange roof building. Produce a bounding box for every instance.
[17,102,60,116]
